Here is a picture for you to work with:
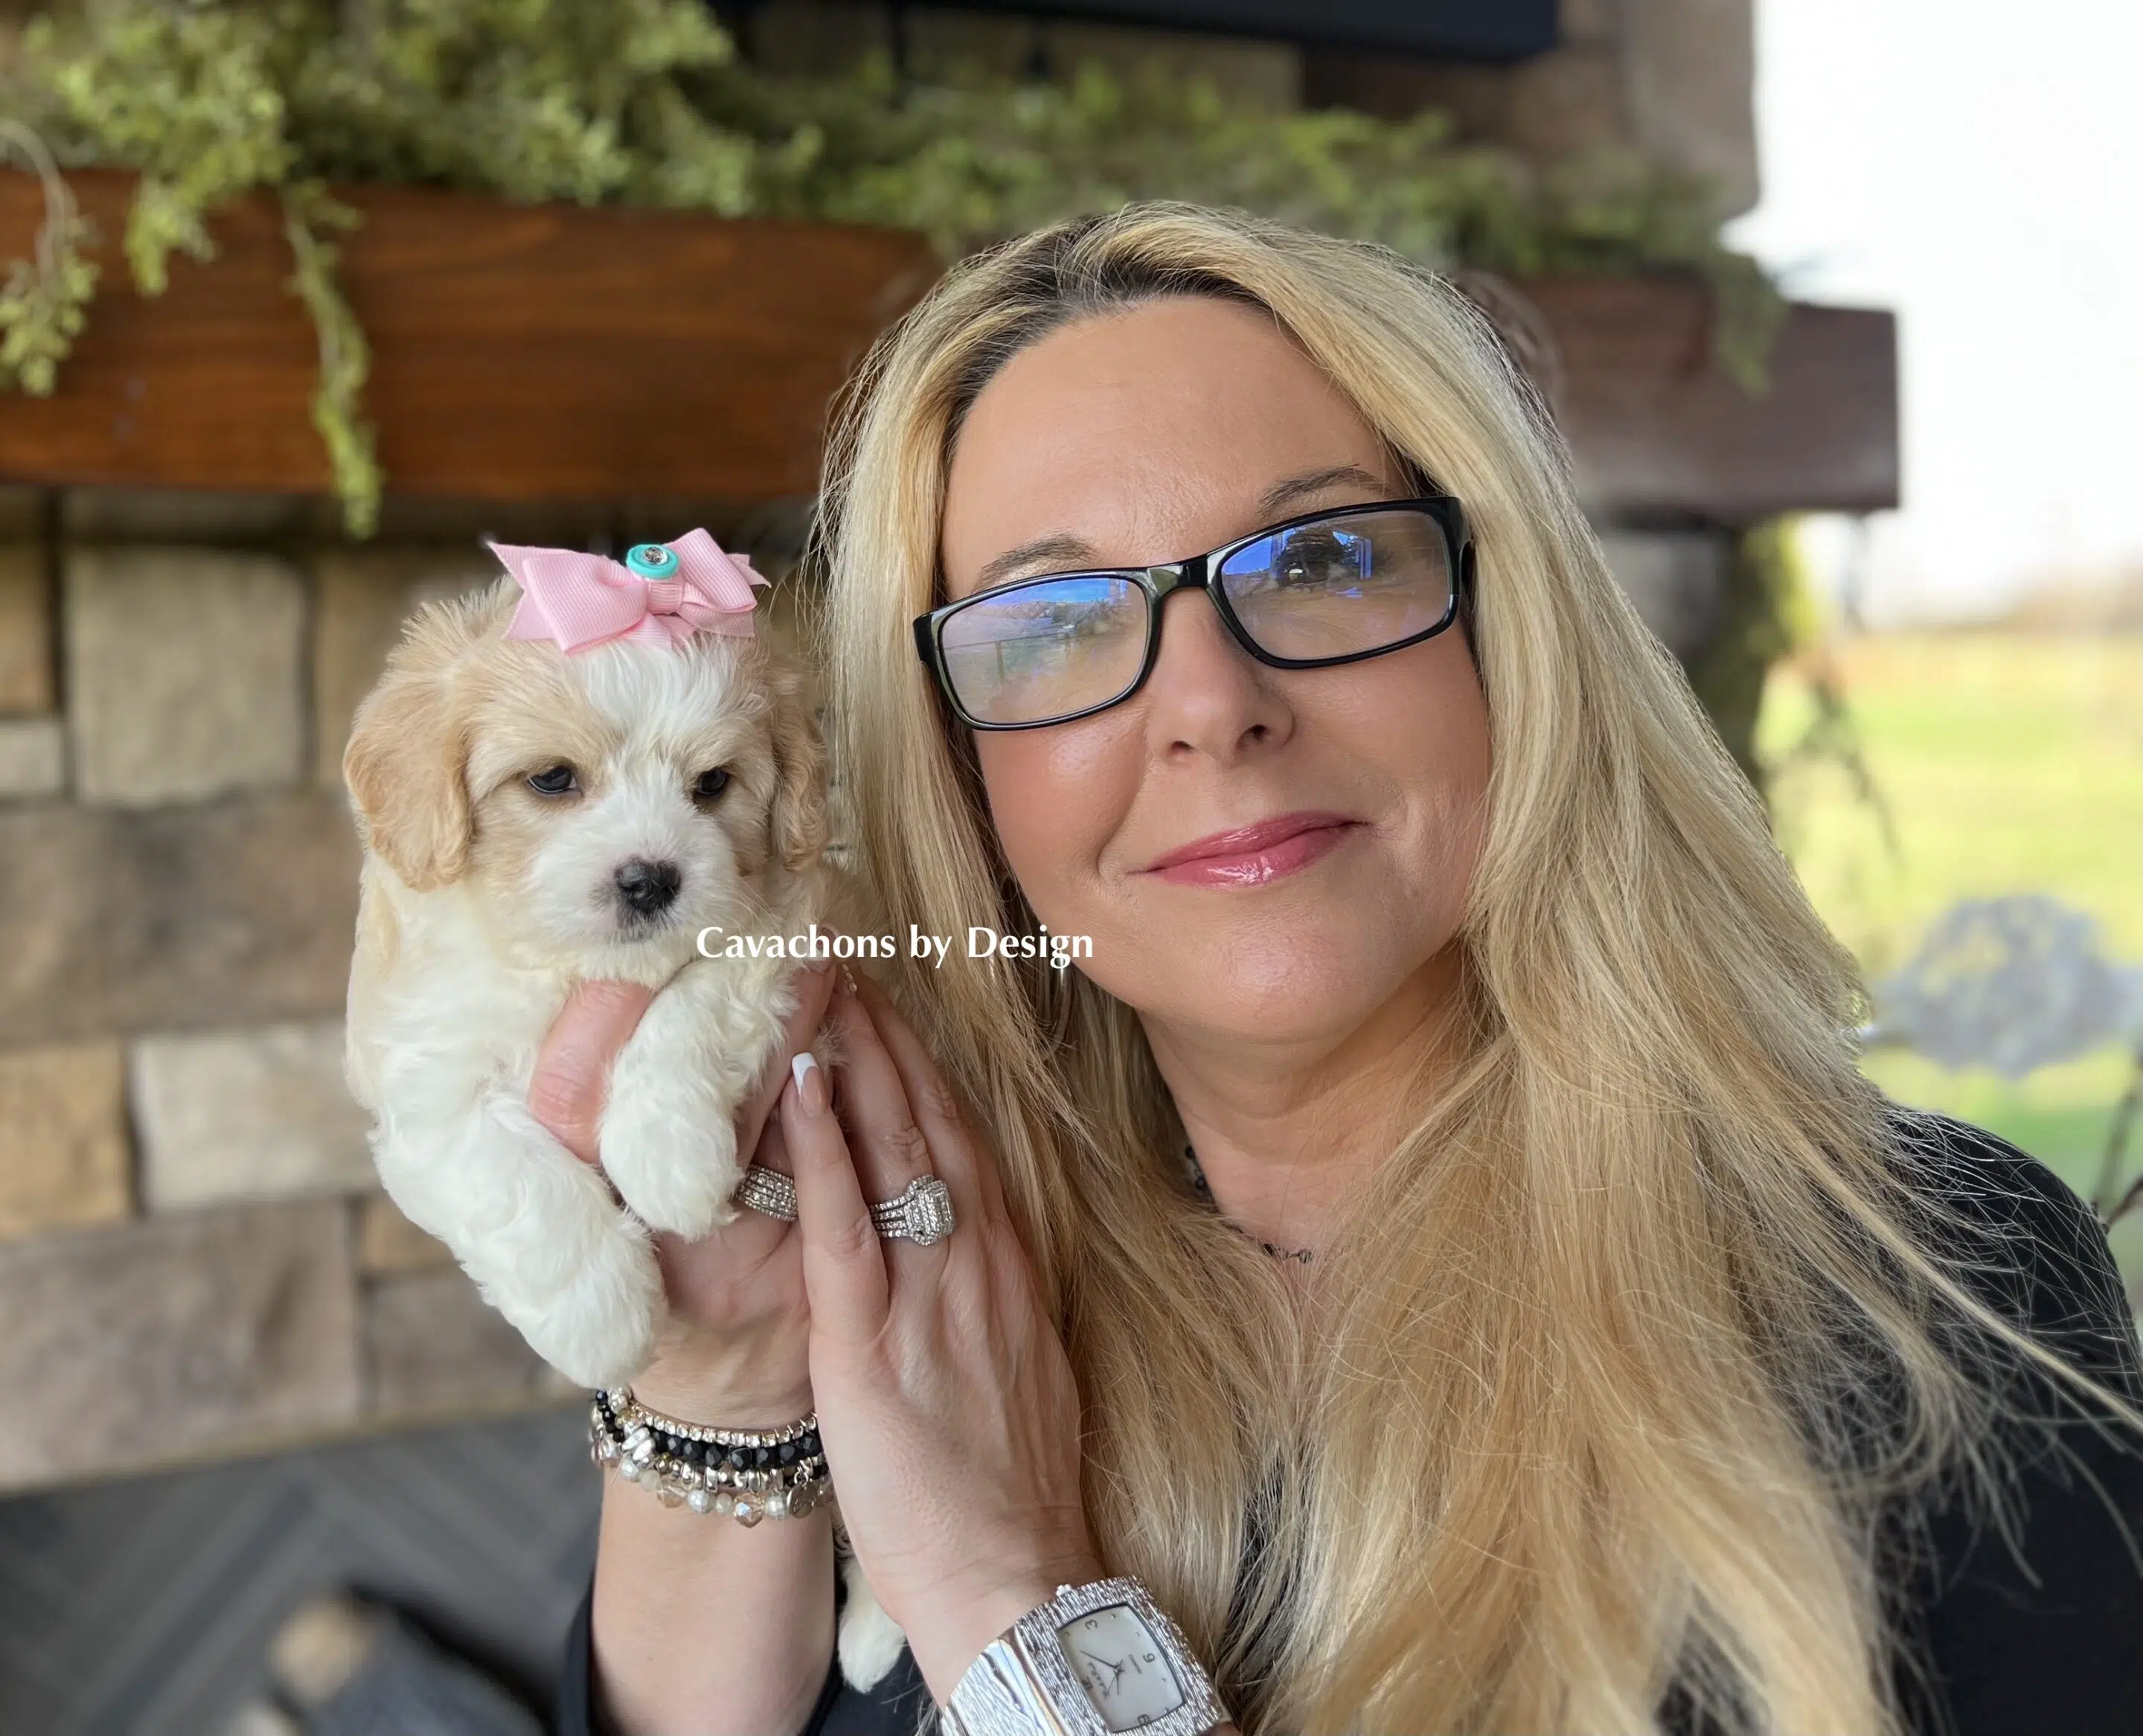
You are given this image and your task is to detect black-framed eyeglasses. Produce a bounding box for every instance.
[912,496,1475,730]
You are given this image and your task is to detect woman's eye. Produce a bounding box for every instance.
[694,767,731,801]
[1278,533,1351,587]
[526,764,577,796]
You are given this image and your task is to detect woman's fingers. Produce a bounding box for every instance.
[847,970,1008,1229]
[781,1054,890,1347]
[529,979,656,1164]
[844,973,1002,1234]
[823,977,951,1256]
[735,961,839,1173]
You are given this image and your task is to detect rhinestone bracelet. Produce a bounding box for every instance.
[589,1386,831,1525]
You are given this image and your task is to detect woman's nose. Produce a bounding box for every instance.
[1139,588,1295,762]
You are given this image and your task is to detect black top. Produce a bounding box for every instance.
[557,1111,2143,1736]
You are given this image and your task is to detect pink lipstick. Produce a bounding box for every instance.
[1141,810,1359,888]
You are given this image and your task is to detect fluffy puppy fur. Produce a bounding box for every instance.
[342,578,908,1690]
[345,576,833,1385]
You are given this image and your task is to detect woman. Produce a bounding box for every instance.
[548,205,2143,1735]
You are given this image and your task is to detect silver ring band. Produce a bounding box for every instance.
[867,1174,957,1246]
[733,1164,798,1222]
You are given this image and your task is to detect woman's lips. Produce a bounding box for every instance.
[1141,811,1360,888]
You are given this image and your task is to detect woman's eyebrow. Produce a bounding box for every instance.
[1258,464,1390,516]
[965,464,1388,592]
[972,532,1101,591]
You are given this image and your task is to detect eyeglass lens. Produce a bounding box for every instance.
[937,507,1454,726]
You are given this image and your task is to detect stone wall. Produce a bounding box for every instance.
[0,490,647,1494]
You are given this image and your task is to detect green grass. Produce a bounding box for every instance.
[1757,630,2143,1298]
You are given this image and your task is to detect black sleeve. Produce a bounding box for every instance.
[554,1555,932,1736]
[1881,1112,2143,1736]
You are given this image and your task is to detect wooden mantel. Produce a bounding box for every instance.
[0,170,1895,525]
[0,170,941,506]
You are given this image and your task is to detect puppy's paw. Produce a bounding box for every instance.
[598,1072,742,1240]
[836,1551,910,1693]
[490,1212,665,1389]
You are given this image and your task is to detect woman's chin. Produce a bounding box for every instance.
[1123,949,1430,1048]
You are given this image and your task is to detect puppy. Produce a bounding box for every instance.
[343,535,908,1689]
[342,541,830,1389]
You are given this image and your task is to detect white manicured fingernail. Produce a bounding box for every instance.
[792,1051,819,1093]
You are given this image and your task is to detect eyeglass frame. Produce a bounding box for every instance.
[911,493,1477,731]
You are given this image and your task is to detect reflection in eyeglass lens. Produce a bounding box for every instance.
[1220,511,1452,660]
[938,574,1147,725]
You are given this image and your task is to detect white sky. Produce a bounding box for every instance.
[1726,0,2143,625]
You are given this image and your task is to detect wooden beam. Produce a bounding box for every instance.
[0,170,940,505]
[1513,275,1900,525]
[0,171,1895,525]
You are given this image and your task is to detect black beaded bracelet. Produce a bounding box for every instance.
[589,1387,831,1525]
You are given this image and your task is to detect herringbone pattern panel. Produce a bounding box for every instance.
[0,1403,598,1736]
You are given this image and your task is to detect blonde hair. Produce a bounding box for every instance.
[811,203,2142,1735]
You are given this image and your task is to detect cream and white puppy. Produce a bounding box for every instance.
[341,576,829,1390]
[342,571,909,1692]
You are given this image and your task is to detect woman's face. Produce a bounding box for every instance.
[939,296,1490,1053]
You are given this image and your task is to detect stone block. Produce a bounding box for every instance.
[0,791,360,1048]
[132,1020,375,1211]
[313,547,498,786]
[0,1200,359,1490]
[0,542,54,715]
[1560,0,1624,43]
[356,1191,456,1275]
[1595,526,1730,662]
[67,546,306,807]
[1621,0,1758,217]
[1506,47,1629,159]
[362,1266,558,1420]
[0,1040,131,1242]
[0,717,63,797]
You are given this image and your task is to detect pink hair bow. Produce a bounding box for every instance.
[492,528,767,652]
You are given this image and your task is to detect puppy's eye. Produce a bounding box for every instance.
[526,764,578,797]
[693,767,731,801]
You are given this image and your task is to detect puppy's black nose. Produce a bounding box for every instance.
[614,859,681,917]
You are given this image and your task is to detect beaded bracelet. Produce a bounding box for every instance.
[589,1386,830,1525]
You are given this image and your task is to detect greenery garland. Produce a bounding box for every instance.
[0,0,1784,537]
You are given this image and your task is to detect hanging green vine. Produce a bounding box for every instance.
[0,117,99,396]
[281,179,378,538]
[1,0,1785,536]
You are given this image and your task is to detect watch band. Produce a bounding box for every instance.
[941,1575,1231,1736]
[941,1632,1069,1736]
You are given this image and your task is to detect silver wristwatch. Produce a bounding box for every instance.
[940,1576,1231,1736]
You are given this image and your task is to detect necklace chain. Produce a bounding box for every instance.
[1182,1144,1314,1264]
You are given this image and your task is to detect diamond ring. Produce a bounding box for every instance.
[732,1164,798,1223]
[868,1175,957,1246]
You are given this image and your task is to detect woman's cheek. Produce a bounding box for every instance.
[975,729,1133,934]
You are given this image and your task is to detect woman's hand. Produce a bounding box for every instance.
[778,971,1104,1703]
[530,962,840,1422]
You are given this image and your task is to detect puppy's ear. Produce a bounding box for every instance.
[343,600,481,891]
[767,664,829,874]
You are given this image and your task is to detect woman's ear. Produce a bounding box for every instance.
[342,600,481,891]
[767,663,830,874]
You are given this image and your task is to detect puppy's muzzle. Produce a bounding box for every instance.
[614,858,682,919]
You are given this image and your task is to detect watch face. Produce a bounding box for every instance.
[1054,1602,1187,1731]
